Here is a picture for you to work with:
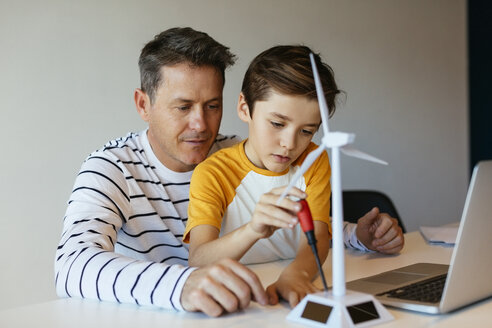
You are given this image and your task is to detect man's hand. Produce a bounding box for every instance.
[180,258,268,317]
[356,207,404,254]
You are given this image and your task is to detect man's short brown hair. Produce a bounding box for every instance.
[139,27,236,104]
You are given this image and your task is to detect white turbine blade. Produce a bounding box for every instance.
[276,145,327,204]
[340,146,388,165]
[309,53,331,136]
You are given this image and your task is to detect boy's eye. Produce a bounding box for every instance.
[271,121,284,128]
[301,129,314,136]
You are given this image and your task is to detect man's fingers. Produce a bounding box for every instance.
[188,288,225,317]
[191,273,241,313]
[181,259,267,316]
[205,265,251,310]
[181,274,227,316]
[222,259,268,306]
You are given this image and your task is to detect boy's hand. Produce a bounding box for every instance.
[247,186,306,239]
[265,268,318,308]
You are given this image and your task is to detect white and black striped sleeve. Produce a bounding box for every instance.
[54,152,194,310]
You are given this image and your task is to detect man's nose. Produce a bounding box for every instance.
[189,108,207,132]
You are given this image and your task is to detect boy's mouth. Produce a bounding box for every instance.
[273,154,291,163]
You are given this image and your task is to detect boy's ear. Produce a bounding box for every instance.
[237,92,251,123]
[134,88,151,122]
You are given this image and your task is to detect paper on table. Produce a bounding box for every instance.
[419,222,459,245]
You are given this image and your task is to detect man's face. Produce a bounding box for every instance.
[240,91,321,173]
[140,63,223,172]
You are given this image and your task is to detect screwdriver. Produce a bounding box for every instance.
[297,199,329,291]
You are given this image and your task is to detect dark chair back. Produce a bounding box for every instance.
[341,190,406,233]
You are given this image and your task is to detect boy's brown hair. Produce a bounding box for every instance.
[241,45,340,117]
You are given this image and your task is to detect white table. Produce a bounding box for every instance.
[1,232,491,327]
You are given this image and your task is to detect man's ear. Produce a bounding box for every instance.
[134,88,151,122]
[237,92,251,123]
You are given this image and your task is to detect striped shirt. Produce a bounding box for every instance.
[54,130,238,311]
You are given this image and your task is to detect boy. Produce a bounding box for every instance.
[183,45,339,307]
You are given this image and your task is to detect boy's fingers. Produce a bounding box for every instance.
[266,284,279,305]
[256,203,298,227]
[287,291,300,308]
[375,234,404,254]
[269,186,307,206]
[260,192,302,214]
[373,226,397,246]
[272,186,306,198]
[372,214,394,238]
[261,211,298,228]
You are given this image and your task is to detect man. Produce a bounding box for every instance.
[55,27,403,318]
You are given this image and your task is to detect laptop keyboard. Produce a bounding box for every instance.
[377,274,447,303]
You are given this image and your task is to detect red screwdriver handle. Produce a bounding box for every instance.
[297,199,314,233]
[297,199,327,290]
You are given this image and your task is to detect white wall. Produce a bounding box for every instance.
[0,0,467,310]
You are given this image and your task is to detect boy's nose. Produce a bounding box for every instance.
[280,132,297,150]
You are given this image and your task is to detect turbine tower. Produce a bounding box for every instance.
[283,53,393,327]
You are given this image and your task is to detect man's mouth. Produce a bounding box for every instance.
[181,135,210,145]
[184,139,207,144]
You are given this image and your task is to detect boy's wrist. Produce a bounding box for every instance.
[243,222,265,242]
[283,259,316,280]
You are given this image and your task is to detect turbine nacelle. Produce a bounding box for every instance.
[322,132,355,148]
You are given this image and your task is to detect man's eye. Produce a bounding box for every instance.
[207,104,220,110]
[177,106,190,111]
[271,121,283,128]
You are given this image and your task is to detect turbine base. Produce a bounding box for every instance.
[286,289,393,327]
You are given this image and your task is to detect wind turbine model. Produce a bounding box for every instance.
[281,54,394,327]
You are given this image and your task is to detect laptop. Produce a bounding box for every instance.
[346,160,492,314]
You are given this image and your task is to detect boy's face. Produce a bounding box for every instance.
[238,91,321,173]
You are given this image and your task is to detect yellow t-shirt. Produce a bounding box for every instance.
[183,139,332,264]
